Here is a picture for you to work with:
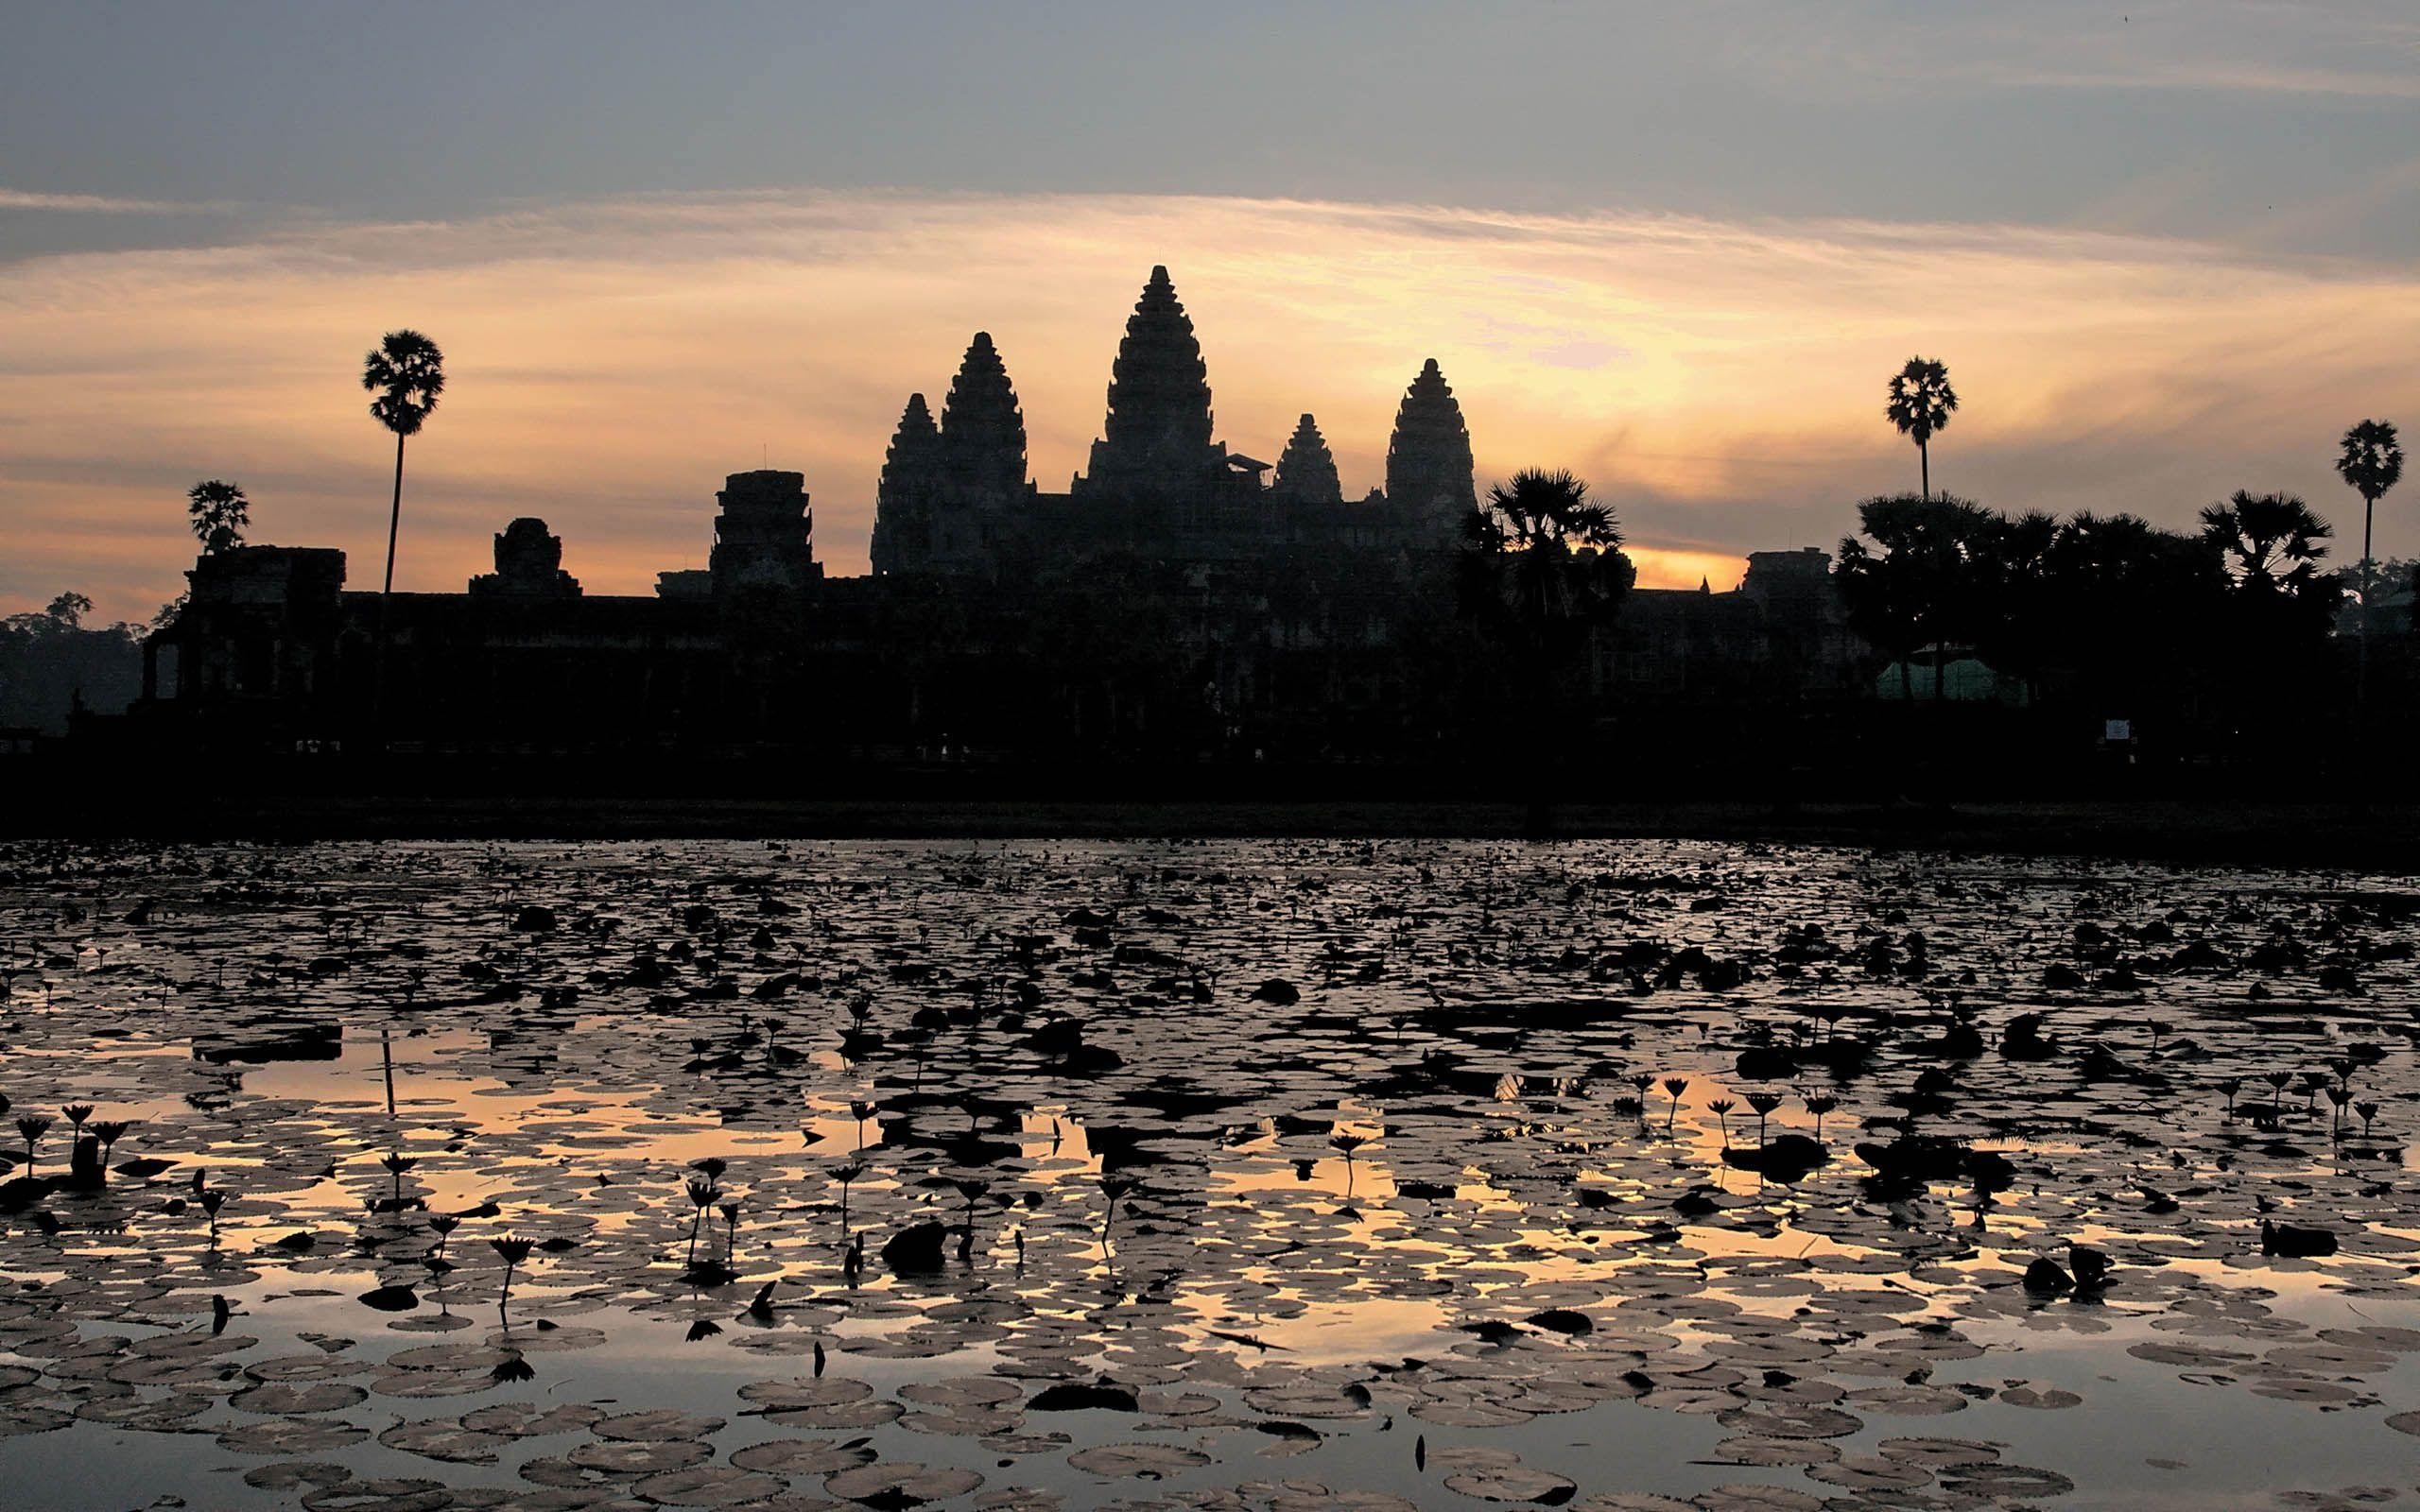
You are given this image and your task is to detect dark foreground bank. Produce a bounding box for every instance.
[3,754,2413,868]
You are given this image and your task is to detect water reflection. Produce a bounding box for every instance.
[0,839,2413,1509]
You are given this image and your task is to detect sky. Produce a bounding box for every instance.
[4,1,2416,621]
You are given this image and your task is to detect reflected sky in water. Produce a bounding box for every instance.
[0,838,2415,1508]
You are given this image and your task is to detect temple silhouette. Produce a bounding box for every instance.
[134,266,1855,763]
[868,269,1477,581]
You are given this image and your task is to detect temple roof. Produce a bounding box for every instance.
[941,333,1027,501]
[871,393,945,575]
[878,393,942,499]
[1084,266,1219,494]
[1272,412,1344,505]
[1385,358,1477,524]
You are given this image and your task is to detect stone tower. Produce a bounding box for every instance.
[1385,358,1477,530]
[469,517,581,596]
[1271,414,1343,505]
[1082,266,1222,497]
[708,470,820,595]
[870,392,942,576]
[940,333,1027,504]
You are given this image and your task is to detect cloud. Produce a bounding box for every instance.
[0,186,231,214]
[2,189,2415,624]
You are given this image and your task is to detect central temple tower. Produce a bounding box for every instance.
[1385,358,1478,533]
[1079,266,1225,499]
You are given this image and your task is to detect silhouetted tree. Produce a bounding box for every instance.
[2335,419,2402,745]
[0,593,145,734]
[2200,490,2344,756]
[185,479,251,555]
[1458,469,1632,833]
[362,329,446,722]
[2200,490,2337,603]
[1886,356,1958,500]
[2037,513,2227,741]
[1835,493,1996,702]
[1974,509,2059,699]
[2332,558,2415,635]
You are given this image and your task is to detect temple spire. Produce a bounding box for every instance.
[1082,265,1220,496]
[940,333,1027,502]
[1272,413,1343,505]
[870,392,942,575]
[1385,357,1477,529]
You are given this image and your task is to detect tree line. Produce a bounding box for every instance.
[12,342,2409,776]
[1458,358,2403,798]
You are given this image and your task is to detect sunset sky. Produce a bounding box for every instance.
[5,2,2417,624]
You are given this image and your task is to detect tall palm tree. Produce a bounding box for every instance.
[185,479,251,555]
[2335,419,2403,742]
[1885,357,1958,501]
[1458,468,1632,834]
[361,330,445,724]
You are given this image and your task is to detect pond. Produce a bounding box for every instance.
[0,838,2414,1510]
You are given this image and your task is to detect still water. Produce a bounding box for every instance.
[0,838,2413,1510]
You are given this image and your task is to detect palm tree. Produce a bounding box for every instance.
[1885,357,1958,500]
[1457,468,1633,834]
[2335,420,2403,751]
[2200,490,2335,598]
[185,480,251,555]
[361,329,446,718]
[2201,490,2342,754]
[1836,492,1996,704]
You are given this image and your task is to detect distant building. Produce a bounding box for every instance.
[469,519,581,598]
[869,266,1469,583]
[134,266,1863,761]
[1875,645,2031,705]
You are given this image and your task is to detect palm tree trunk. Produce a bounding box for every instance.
[1919,440,1929,502]
[383,430,406,596]
[2359,496,2375,706]
[373,430,406,731]
[2356,492,2375,807]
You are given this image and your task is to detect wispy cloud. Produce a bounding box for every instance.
[0,186,232,214]
[2,189,2414,622]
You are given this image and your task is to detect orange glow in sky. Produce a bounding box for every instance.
[5,190,2415,622]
